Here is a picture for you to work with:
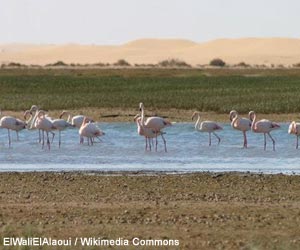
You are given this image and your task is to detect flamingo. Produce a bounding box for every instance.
[134,114,165,151]
[192,111,223,146]
[59,110,94,128]
[249,111,280,151]
[51,117,72,148]
[288,121,300,149]
[229,110,252,148]
[79,118,104,146]
[139,103,171,152]
[0,111,27,147]
[35,110,56,150]
[27,105,44,143]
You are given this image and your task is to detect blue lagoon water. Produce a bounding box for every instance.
[0,123,299,174]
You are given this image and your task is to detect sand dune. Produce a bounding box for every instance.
[1,38,300,66]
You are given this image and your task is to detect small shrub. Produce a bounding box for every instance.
[93,62,107,67]
[235,62,250,67]
[158,59,191,68]
[46,61,68,67]
[210,58,226,67]
[293,63,300,68]
[113,59,131,67]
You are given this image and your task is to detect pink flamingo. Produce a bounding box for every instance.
[59,110,94,128]
[229,110,252,148]
[35,110,56,150]
[51,117,72,148]
[192,111,223,146]
[249,111,280,151]
[0,112,27,147]
[139,103,171,152]
[288,121,300,149]
[79,118,104,146]
[134,114,165,151]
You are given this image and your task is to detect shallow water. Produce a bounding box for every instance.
[0,123,299,174]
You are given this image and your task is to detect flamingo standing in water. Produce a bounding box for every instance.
[249,111,280,151]
[52,116,72,148]
[0,111,27,147]
[59,110,94,128]
[35,110,56,150]
[139,103,171,152]
[288,121,300,149]
[192,111,223,146]
[79,118,104,145]
[60,110,94,143]
[229,110,252,148]
[134,114,165,151]
[27,105,44,143]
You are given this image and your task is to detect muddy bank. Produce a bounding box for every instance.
[0,172,300,249]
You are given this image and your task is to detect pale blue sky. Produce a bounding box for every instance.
[0,0,299,44]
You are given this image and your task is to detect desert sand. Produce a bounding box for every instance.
[1,38,300,66]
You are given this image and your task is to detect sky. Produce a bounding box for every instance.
[0,0,300,45]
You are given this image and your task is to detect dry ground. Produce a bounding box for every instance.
[0,172,300,249]
[5,108,300,123]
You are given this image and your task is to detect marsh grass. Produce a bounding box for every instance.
[1,68,300,113]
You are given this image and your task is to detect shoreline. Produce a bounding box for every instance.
[3,107,300,122]
[0,170,298,176]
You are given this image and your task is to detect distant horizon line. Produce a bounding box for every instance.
[1,36,300,46]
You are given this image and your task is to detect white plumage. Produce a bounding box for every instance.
[229,110,252,148]
[192,111,222,146]
[249,111,280,151]
[79,118,104,145]
[139,102,171,152]
[288,121,300,149]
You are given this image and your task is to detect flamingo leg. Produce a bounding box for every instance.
[58,131,61,148]
[209,133,211,146]
[46,131,50,150]
[145,137,148,151]
[90,137,94,146]
[213,132,221,145]
[39,129,41,143]
[161,133,167,152]
[243,131,247,148]
[16,131,19,141]
[263,133,267,151]
[42,131,45,149]
[267,132,276,151]
[7,129,11,148]
[51,132,55,143]
[149,138,152,151]
[297,135,299,149]
[155,132,158,152]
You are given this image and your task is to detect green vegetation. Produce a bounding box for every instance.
[1,68,300,113]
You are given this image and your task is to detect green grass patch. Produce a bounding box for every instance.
[1,68,300,113]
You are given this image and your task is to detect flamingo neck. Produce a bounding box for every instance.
[29,109,39,129]
[140,106,145,125]
[231,113,239,128]
[251,114,257,132]
[25,113,33,124]
[195,114,201,129]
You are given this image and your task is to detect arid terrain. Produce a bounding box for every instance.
[1,38,300,66]
[1,172,300,250]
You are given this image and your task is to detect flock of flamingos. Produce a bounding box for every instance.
[0,102,300,151]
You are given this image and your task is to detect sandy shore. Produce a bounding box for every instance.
[4,108,300,123]
[0,172,300,249]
